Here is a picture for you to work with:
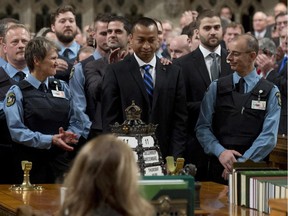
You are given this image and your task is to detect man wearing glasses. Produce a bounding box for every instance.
[196,34,281,184]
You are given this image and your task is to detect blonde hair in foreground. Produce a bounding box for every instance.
[58,134,154,216]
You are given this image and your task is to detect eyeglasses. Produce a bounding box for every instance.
[261,48,273,57]
[227,50,253,57]
[276,21,288,26]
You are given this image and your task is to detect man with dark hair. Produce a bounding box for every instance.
[222,22,245,49]
[69,13,112,140]
[50,5,80,63]
[50,5,79,83]
[102,17,188,159]
[174,9,233,181]
[196,34,280,184]
[72,15,132,139]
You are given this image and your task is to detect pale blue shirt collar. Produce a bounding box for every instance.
[26,74,49,89]
[199,44,221,58]
[58,41,81,59]
[3,63,29,78]
[93,50,103,60]
[0,57,7,67]
[233,68,260,93]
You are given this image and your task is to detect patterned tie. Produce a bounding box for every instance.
[279,56,287,72]
[235,77,245,94]
[39,83,48,93]
[142,64,153,100]
[210,53,220,81]
[16,71,25,81]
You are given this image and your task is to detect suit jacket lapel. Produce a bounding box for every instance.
[128,55,150,104]
[220,48,232,77]
[194,48,211,87]
[152,59,165,110]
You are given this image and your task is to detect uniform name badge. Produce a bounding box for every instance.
[51,90,65,98]
[251,100,266,110]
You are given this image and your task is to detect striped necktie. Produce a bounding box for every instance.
[279,56,287,72]
[142,64,153,100]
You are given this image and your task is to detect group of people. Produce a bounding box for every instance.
[0,2,286,188]
[0,2,286,216]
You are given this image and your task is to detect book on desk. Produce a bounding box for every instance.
[229,160,288,214]
[139,175,194,216]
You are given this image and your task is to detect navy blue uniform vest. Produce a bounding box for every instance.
[19,78,70,134]
[0,67,17,101]
[212,74,274,154]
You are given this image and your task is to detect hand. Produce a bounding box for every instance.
[221,168,231,180]
[58,127,78,144]
[256,54,275,76]
[160,57,172,65]
[218,150,242,172]
[52,134,74,151]
[56,58,69,71]
[109,48,128,64]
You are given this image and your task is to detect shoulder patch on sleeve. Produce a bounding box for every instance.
[6,92,16,107]
[69,67,75,80]
[275,92,281,106]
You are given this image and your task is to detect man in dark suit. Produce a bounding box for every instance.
[252,11,272,39]
[101,17,188,159]
[174,9,233,181]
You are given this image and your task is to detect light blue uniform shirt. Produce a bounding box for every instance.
[69,50,103,125]
[195,69,281,162]
[0,63,29,110]
[58,41,81,61]
[3,74,89,149]
[0,57,7,67]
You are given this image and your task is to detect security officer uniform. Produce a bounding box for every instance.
[4,74,88,183]
[196,70,281,184]
[69,50,103,139]
[0,64,29,183]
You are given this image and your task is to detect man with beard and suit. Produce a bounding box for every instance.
[101,17,188,160]
[174,9,233,181]
[50,5,80,83]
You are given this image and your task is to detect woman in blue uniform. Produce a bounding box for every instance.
[4,37,90,183]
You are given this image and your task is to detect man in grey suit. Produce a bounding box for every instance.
[174,9,233,181]
[102,17,188,159]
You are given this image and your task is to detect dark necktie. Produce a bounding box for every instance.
[16,71,26,81]
[236,77,245,94]
[63,48,71,59]
[39,83,48,93]
[279,56,287,72]
[210,53,219,81]
[142,64,154,99]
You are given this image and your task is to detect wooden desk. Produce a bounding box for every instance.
[269,135,287,170]
[0,184,60,216]
[269,198,288,216]
[197,182,269,216]
[0,182,270,216]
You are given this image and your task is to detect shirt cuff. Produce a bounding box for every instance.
[41,135,53,149]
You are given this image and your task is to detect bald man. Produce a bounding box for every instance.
[169,35,191,60]
[252,11,271,39]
